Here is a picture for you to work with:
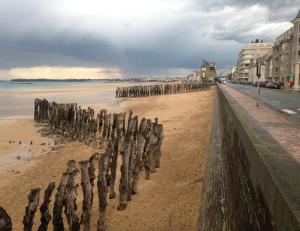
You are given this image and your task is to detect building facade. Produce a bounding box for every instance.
[272,10,300,89]
[237,42,273,82]
[264,51,273,81]
[186,59,217,83]
[201,60,216,83]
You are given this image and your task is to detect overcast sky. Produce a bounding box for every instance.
[0,0,299,79]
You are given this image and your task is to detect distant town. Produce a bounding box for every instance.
[187,10,300,91]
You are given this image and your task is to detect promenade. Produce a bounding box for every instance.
[221,84,300,162]
[228,83,300,121]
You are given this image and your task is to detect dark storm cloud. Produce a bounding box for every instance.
[0,0,298,77]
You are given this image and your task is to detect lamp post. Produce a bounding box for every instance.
[256,60,261,107]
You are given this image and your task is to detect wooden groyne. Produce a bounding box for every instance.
[1,98,164,231]
[115,82,210,98]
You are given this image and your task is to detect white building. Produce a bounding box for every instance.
[237,42,273,82]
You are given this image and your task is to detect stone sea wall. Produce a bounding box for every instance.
[198,85,300,231]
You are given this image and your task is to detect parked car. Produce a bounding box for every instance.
[265,81,273,88]
[265,81,281,89]
[272,82,281,89]
[259,81,266,87]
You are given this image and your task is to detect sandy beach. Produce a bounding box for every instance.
[0,86,215,230]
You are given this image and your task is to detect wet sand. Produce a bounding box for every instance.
[0,88,215,231]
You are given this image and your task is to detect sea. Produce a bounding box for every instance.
[0,80,124,118]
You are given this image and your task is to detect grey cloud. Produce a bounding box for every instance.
[0,0,298,76]
[192,0,300,21]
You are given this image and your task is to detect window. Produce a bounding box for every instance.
[298,37,300,45]
[280,66,283,72]
[298,50,300,59]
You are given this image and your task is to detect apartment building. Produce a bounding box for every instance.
[264,51,273,81]
[237,42,273,82]
[186,59,217,83]
[272,10,300,89]
[201,60,216,83]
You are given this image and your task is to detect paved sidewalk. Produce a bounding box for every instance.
[227,83,300,121]
[220,84,300,162]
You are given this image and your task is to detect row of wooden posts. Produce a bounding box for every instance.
[115,82,210,98]
[34,98,123,144]
[0,99,163,231]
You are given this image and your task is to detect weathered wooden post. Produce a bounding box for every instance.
[80,160,92,231]
[37,182,55,231]
[64,169,80,231]
[156,123,164,168]
[88,153,99,208]
[118,141,131,210]
[53,172,69,231]
[52,160,77,231]
[118,115,136,209]
[132,118,146,193]
[109,138,119,199]
[127,116,138,201]
[23,188,41,231]
[0,207,12,231]
[97,152,109,231]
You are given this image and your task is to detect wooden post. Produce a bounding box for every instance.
[64,169,80,231]
[127,116,138,200]
[80,160,92,231]
[127,110,133,132]
[109,138,119,199]
[52,160,77,231]
[23,188,41,231]
[105,143,113,194]
[88,153,99,208]
[0,207,12,231]
[52,172,70,231]
[97,153,109,231]
[118,141,131,210]
[38,182,55,231]
[131,140,140,195]
[118,115,136,209]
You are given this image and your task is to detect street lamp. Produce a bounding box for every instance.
[256,60,261,107]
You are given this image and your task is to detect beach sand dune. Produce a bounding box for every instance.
[0,88,215,231]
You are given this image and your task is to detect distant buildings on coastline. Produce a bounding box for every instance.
[10,77,184,83]
[186,60,217,83]
[234,10,300,90]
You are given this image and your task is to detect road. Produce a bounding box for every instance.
[226,83,300,121]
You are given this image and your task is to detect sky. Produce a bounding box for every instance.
[0,0,299,79]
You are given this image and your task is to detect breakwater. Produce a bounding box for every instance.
[115,82,210,98]
[198,85,300,230]
[1,99,164,231]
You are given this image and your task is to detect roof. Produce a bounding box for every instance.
[201,59,215,67]
[292,10,300,23]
